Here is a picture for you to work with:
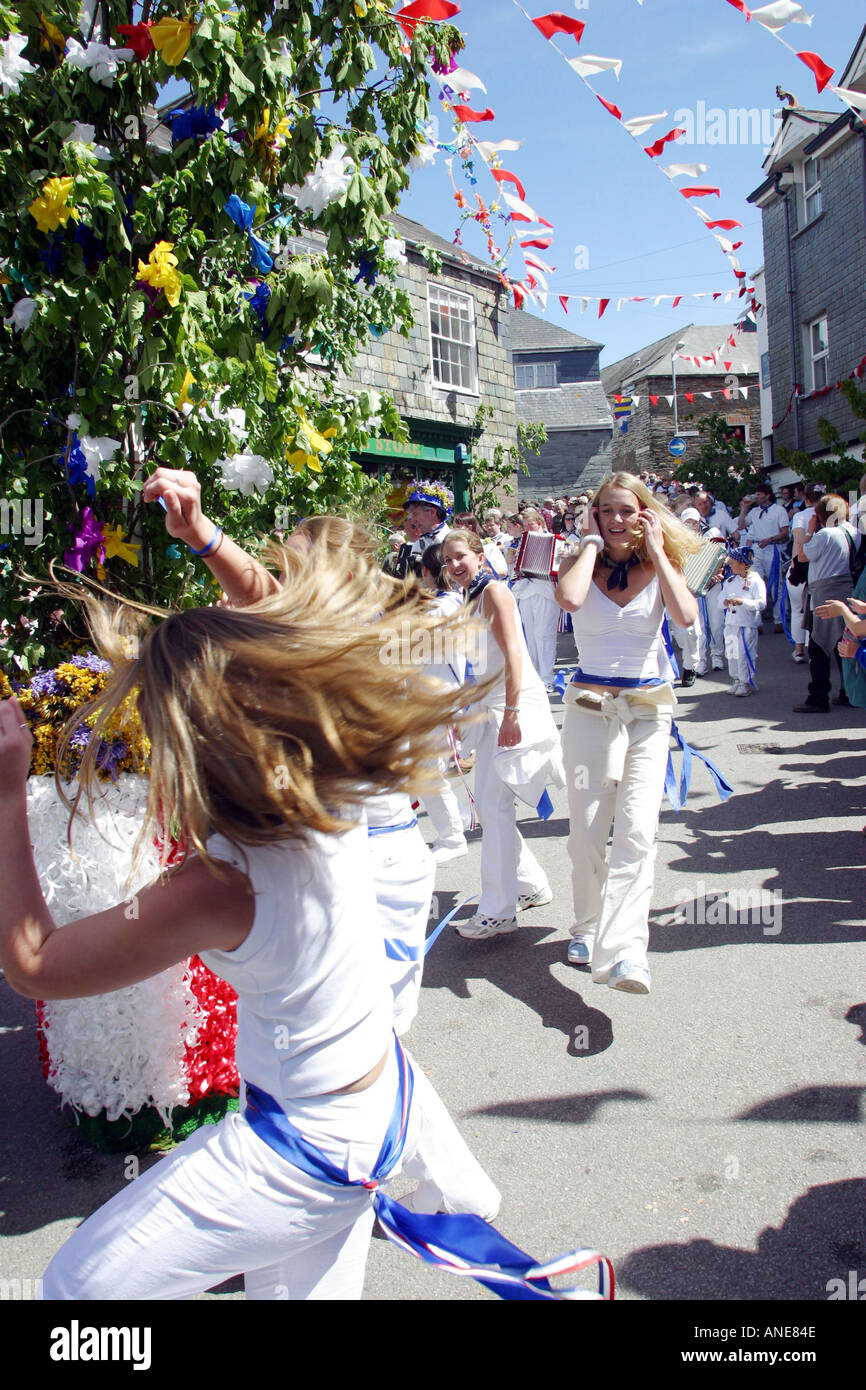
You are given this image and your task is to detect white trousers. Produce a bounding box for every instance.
[370,825,435,1036]
[751,546,782,622]
[669,613,702,670]
[41,1045,500,1301]
[725,624,758,685]
[420,768,465,849]
[786,576,808,646]
[563,690,672,982]
[515,584,559,687]
[474,717,548,918]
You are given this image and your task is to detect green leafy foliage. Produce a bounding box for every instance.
[777,381,866,496]
[470,404,546,516]
[0,0,464,668]
[673,412,764,507]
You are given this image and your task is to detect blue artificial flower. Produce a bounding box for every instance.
[248,233,274,274]
[167,104,222,145]
[28,669,62,697]
[62,432,94,499]
[353,249,378,287]
[245,282,271,335]
[224,195,255,233]
[166,543,182,560]
[73,223,108,273]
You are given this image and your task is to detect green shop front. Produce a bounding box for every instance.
[358,428,473,517]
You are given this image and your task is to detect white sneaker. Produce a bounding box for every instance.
[431,839,468,864]
[456,913,519,940]
[695,663,708,676]
[711,658,725,670]
[735,684,753,697]
[730,680,742,695]
[517,885,553,911]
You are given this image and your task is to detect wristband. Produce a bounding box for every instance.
[504,704,520,712]
[579,534,604,554]
[189,526,222,558]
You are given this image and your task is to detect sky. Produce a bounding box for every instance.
[396,0,863,367]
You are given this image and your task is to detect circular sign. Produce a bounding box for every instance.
[669,436,687,457]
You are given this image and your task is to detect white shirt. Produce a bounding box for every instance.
[722,571,767,628]
[742,503,789,545]
[706,506,737,538]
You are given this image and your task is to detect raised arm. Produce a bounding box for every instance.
[142,467,281,607]
[0,698,254,999]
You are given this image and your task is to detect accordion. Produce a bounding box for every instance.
[514,531,559,580]
[683,539,728,595]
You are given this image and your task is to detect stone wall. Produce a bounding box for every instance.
[610,372,762,478]
[522,430,612,496]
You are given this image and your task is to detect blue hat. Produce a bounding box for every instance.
[728,545,754,566]
[405,479,454,519]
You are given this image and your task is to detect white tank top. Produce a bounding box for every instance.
[199,823,392,1101]
[571,575,666,680]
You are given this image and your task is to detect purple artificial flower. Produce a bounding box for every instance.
[69,653,111,673]
[96,738,128,778]
[28,669,62,697]
[64,506,105,573]
[431,49,458,75]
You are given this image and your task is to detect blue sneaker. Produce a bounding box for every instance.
[567,937,592,967]
[608,961,651,994]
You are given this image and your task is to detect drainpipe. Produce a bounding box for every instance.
[774,168,801,450]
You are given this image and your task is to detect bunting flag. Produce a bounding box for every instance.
[394,0,461,37]
[719,0,837,97]
[450,104,495,123]
[771,351,866,427]
[515,0,762,317]
[532,12,586,42]
[490,168,526,200]
[501,191,538,222]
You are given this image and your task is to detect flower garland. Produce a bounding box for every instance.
[7,653,241,1145]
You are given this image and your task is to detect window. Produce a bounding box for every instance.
[807,315,829,391]
[428,284,477,393]
[515,361,557,389]
[803,156,822,222]
[725,421,751,447]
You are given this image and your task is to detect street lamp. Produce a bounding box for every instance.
[671,340,686,437]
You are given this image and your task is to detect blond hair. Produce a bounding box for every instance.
[57,521,487,876]
[591,472,703,571]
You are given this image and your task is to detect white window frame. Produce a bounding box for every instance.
[807,314,829,391]
[724,419,751,448]
[427,283,478,395]
[515,361,558,390]
[803,155,822,223]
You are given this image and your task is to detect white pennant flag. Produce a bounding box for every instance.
[502,191,539,222]
[702,392,713,399]
[665,396,674,407]
[567,55,623,81]
[830,85,866,118]
[632,396,640,408]
[714,234,735,253]
[739,387,749,399]
[474,138,522,159]
[536,290,548,310]
[579,297,590,314]
[653,294,672,306]
[438,65,487,94]
[750,2,813,31]
[526,265,550,292]
[661,162,708,179]
[693,292,707,300]
[524,252,555,274]
[724,289,737,301]
[616,297,628,311]
[623,112,667,137]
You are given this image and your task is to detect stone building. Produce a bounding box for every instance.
[601,323,761,478]
[339,213,515,510]
[746,25,866,469]
[510,311,613,495]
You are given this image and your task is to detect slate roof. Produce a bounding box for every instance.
[510,309,602,353]
[601,323,759,393]
[516,380,612,431]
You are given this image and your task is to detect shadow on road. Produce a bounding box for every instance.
[617,1179,866,1300]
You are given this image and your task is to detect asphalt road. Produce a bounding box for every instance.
[2,626,865,1311]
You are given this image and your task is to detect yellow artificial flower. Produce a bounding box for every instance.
[28,176,78,234]
[149,15,194,67]
[353,1,367,16]
[176,368,195,409]
[136,240,182,308]
[39,14,66,50]
[253,107,291,152]
[286,411,337,474]
[102,524,141,566]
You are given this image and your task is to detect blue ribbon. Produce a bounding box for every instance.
[385,893,478,963]
[661,616,680,679]
[779,571,795,646]
[698,594,711,653]
[857,640,866,673]
[664,720,733,813]
[224,196,274,274]
[245,1035,612,1301]
[367,818,418,836]
[766,544,781,610]
[536,789,554,820]
[740,627,757,687]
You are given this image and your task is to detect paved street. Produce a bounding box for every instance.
[2,627,865,1304]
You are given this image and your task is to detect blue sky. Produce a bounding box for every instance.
[397,0,862,365]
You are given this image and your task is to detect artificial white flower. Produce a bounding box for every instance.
[208,396,248,441]
[218,451,273,495]
[79,434,122,487]
[66,37,134,88]
[382,236,408,269]
[4,296,37,332]
[66,412,81,430]
[64,121,113,160]
[410,140,438,170]
[292,144,354,218]
[0,33,37,97]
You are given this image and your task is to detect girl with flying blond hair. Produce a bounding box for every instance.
[0,520,500,1299]
[556,473,701,995]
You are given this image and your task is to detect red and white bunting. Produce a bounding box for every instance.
[719,0,835,94]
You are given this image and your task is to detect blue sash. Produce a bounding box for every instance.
[767,545,781,608]
[244,1035,613,1301]
[367,818,418,836]
[740,628,757,687]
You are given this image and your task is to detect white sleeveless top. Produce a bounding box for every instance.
[199,823,392,1102]
[571,575,667,680]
